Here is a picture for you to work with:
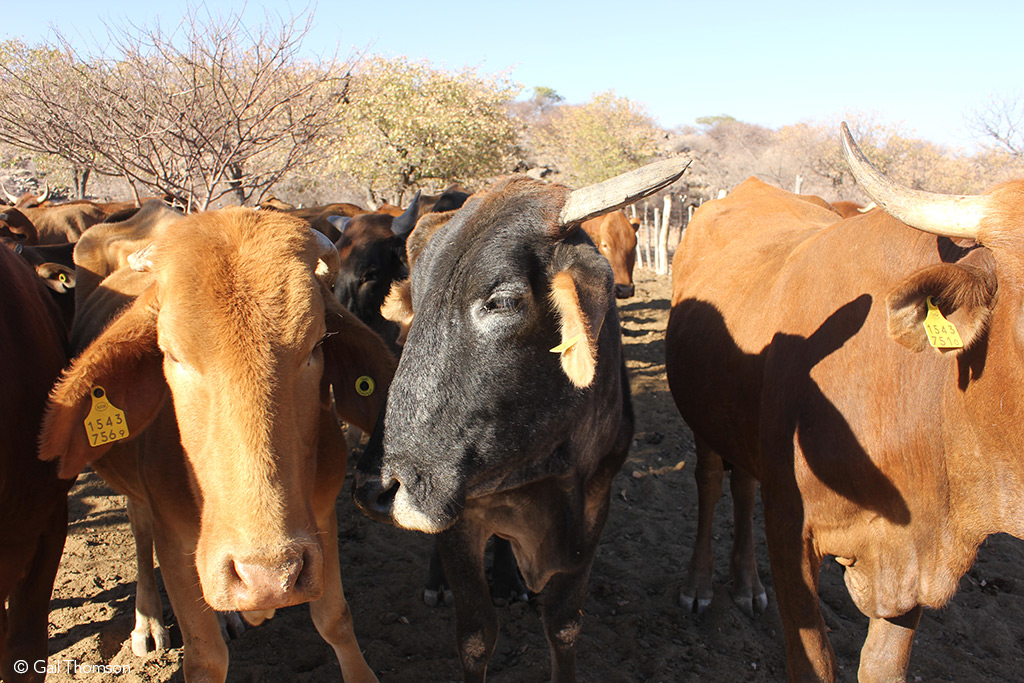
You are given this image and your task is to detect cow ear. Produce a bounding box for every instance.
[381,279,414,347]
[322,294,397,433]
[36,263,76,294]
[406,211,456,267]
[39,287,168,478]
[549,270,607,388]
[885,255,997,355]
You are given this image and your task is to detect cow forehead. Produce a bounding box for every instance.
[152,209,324,352]
[412,179,567,301]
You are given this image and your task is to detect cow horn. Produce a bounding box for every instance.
[391,190,422,239]
[311,228,340,286]
[35,181,49,205]
[559,157,692,226]
[841,122,986,240]
[0,178,18,205]
[128,243,156,272]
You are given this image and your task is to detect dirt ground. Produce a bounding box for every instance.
[45,267,1024,682]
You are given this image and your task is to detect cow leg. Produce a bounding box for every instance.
[857,606,922,683]
[491,537,529,604]
[680,438,722,614]
[423,544,453,607]
[729,466,767,616]
[541,564,594,683]
[152,527,229,682]
[126,498,171,656]
[308,509,376,683]
[1,502,66,683]
[762,489,836,682]
[437,523,496,683]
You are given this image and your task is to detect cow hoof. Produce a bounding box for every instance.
[218,611,246,641]
[130,619,171,656]
[731,590,768,617]
[679,591,712,615]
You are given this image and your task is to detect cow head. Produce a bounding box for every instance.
[40,208,396,611]
[839,123,1013,360]
[354,158,689,532]
[333,211,411,352]
[0,208,39,244]
[583,211,639,298]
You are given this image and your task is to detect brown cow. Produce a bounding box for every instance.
[667,122,1024,681]
[581,210,639,298]
[0,203,108,244]
[39,207,394,682]
[279,203,370,242]
[0,246,70,682]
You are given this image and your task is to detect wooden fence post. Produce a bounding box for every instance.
[657,194,671,275]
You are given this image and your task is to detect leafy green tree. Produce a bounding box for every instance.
[533,90,659,187]
[330,56,523,205]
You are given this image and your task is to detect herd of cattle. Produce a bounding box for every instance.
[1,123,1022,682]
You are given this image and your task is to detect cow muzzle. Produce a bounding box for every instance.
[205,538,324,612]
[614,283,635,299]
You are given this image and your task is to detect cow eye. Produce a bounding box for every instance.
[360,269,378,285]
[483,292,521,313]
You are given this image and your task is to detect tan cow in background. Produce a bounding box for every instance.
[581,210,639,298]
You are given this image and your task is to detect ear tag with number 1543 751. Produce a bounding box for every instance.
[83,386,130,448]
[924,297,963,350]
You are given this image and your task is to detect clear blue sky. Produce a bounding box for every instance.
[5,0,1022,150]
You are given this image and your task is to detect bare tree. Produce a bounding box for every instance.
[968,93,1024,159]
[0,8,351,210]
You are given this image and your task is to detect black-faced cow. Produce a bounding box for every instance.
[354,158,689,681]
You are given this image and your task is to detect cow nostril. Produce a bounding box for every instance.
[375,477,399,512]
[353,472,400,524]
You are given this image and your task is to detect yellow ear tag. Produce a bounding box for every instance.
[83,386,130,448]
[924,297,964,349]
[355,375,376,397]
[58,272,67,283]
[550,333,583,354]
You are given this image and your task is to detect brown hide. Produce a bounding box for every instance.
[0,246,70,680]
[666,176,1024,681]
[581,210,638,298]
[830,199,865,218]
[283,203,369,242]
[3,203,109,245]
[39,207,391,681]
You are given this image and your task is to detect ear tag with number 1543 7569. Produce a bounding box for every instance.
[83,386,130,448]
[924,297,963,350]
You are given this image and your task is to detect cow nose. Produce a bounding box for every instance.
[229,543,319,610]
[353,470,399,524]
[615,283,635,298]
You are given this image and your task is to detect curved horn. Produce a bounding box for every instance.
[391,190,422,240]
[0,178,18,205]
[311,228,340,286]
[559,157,691,226]
[840,122,986,240]
[35,181,49,205]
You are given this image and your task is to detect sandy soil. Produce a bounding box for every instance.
[44,268,1024,682]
